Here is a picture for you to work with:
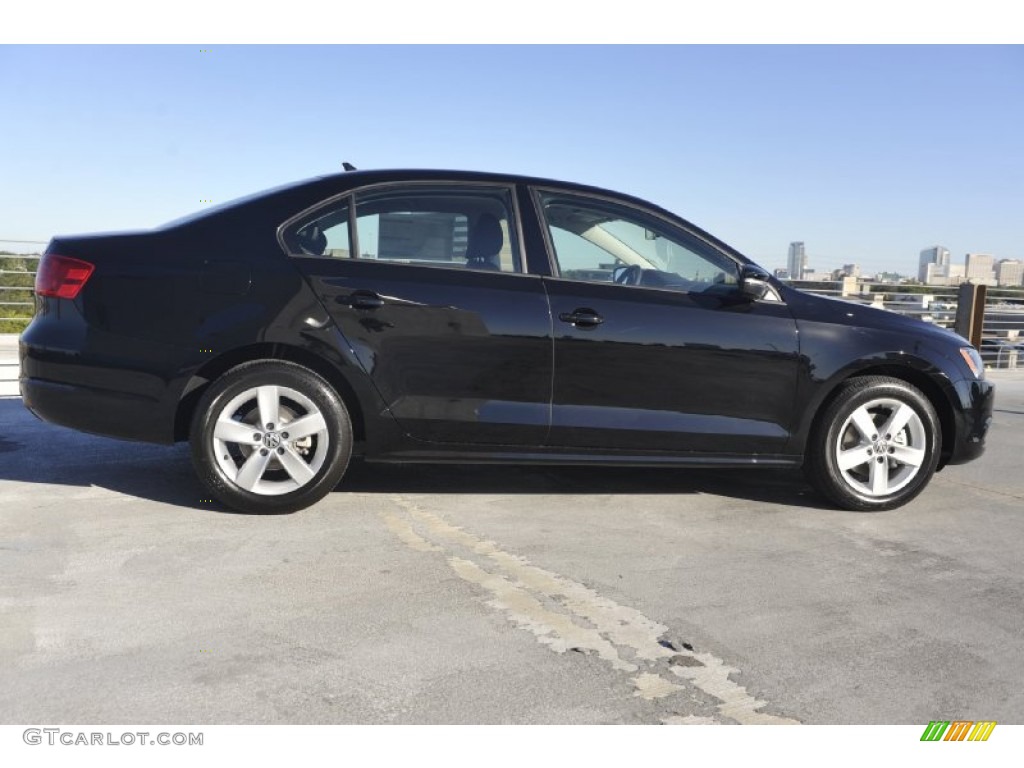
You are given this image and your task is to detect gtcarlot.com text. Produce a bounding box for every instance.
[23,728,203,746]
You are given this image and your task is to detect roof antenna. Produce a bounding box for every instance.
[342,162,357,172]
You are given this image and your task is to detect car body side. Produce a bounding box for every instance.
[19,169,993,472]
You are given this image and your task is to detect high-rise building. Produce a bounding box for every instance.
[918,246,950,283]
[965,253,996,285]
[922,262,949,285]
[997,259,1024,287]
[787,242,807,281]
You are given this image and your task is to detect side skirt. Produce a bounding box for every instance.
[366,449,803,469]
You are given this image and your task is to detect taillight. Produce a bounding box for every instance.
[35,254,95,299]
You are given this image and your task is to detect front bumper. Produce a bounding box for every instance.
[944,376,995,465]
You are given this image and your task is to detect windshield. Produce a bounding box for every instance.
[542,195,739,290]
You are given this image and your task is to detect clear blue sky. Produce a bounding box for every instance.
[1,45,1020,274]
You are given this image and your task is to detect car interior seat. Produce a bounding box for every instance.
[465,213,503,271]
[296,225,328,256]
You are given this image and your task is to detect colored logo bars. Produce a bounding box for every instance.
[921,721,997,742]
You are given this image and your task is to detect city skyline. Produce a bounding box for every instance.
[775,243,1023,286]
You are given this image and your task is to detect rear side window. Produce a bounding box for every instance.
[281,201,352,259]
[281,185,522,274]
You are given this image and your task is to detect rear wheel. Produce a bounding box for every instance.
[805,376,941,511]
[190,361,352,514]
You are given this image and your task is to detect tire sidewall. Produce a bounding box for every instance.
[813,379,941,511]
[190,361,352,514]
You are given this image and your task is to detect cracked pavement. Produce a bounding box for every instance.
[1,372,1022,724]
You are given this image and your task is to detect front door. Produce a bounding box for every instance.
[534,189,800,455]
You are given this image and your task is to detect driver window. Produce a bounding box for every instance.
[538,192,739,292]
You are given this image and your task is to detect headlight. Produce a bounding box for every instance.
[959,347,984,379]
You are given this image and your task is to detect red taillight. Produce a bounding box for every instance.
[35,254,95,299]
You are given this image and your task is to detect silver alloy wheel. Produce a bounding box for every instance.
[211,384,330,496]
[833,397,927,497]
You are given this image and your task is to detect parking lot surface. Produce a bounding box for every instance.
[2,350,1022,724]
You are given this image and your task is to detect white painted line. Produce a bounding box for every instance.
[384,495,799,725]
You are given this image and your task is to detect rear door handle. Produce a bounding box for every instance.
[558,308,604,328]
[346,290,385,310]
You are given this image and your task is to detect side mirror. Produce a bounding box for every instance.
[739,266,772,301]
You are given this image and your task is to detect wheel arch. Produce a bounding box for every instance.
[174,342,367,444]
[804,362,957,469]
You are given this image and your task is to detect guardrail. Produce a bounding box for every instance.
[982,290,1024,369]
[789,280,1024,370]
[0,254,38,334]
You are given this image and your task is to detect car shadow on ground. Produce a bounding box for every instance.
[341,460,826,509]
[0,398,828,513]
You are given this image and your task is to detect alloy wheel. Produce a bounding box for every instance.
[833,397,927,497]
[211,384,330,496]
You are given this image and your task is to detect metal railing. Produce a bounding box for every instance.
[0,254,38,332]
[789,280,1024,370]
[981,290,1024,369]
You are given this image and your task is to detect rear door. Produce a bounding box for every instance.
[284,182,552,446]
[533,188,800,455]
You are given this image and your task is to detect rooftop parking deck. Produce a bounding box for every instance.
[2,335,1023,724]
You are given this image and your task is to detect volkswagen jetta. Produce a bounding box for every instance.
[19,169,993,513]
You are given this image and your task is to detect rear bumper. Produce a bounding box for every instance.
[20,375,170,443]
[19,322,179,444]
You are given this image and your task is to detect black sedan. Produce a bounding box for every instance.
[20,169,993,513]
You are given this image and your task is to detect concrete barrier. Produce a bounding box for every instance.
[0,333,19,398]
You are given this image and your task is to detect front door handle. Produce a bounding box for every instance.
[346,290,385,310]
[558,308,604,328]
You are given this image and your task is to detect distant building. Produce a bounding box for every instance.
[875,272,906,284]
[997,259,1024,287]
[925,264,954,288]
[774,268,790,280]
[947,264,965,285]
[918,246,950,284]
[787,242,807,281]
[829,264,861,281]
[965,253,996,285]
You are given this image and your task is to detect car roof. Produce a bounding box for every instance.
[308,169,747,261]
[312,168,662,207]
[167,168,675,229]
[164,168,752,267]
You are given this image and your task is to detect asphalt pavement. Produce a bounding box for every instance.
[1,334,1022,724]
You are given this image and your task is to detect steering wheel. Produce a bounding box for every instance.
[614,264,642,285]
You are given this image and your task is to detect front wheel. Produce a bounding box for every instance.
[190,361,353,514]
[805,376,941,511]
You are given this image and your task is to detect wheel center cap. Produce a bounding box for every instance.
[263,432,282,449]
[873,439,888,453]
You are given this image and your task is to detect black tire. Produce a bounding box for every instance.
[189,360,352,514]
[804,376,941,511]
